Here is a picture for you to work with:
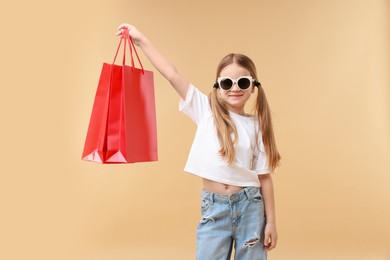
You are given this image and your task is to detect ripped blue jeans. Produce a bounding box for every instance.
[196,187,267,260]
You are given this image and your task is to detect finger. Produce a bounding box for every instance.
[266,237,277,251]
[267,242,276,251]
[117,23,130,31]
[272,236,277,248]
[116,27,129,36]
[263,234,270,247]
[117,23,126,30]
[115,28,124,36]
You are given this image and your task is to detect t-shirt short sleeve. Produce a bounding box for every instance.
[179,84,211,124]
[252,138,273,175]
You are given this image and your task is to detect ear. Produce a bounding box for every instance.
[251,86,256,94]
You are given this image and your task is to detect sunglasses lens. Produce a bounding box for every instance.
[237,78,251,89]
[220,78,233,90]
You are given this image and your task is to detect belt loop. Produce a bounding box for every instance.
[209,193,215,205]
[244,187,254,200]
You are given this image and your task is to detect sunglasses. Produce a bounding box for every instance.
[216,76,255,91]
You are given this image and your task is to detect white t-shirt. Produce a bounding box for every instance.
[179,84,271,187]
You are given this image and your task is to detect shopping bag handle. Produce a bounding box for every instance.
[112,29,144,74]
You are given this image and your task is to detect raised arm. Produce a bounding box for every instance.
[117,23,189,99]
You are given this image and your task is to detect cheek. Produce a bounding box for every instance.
[244,93,252,101]
[243,91,255,102]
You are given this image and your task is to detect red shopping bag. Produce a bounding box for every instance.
[82,30,158,163]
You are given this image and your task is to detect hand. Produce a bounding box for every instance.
[263,223,278,251]
[116,23,146,46]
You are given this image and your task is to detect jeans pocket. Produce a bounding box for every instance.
[201,198,211,211]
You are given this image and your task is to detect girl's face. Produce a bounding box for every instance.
[218,63,255,115]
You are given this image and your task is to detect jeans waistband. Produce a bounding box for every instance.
[201,186,260,204]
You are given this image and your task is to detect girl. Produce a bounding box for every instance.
[117,23,280,260]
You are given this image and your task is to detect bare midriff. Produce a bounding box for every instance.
[202,178,245,195]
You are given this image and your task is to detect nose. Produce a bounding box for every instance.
[231,82,240,91]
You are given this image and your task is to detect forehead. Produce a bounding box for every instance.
[219,63,250,78]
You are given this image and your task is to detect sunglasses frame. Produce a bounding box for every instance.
[216,76,255,91]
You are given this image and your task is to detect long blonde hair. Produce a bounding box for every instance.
[209,53,281,171]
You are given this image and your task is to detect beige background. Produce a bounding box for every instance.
[1,0,389,259]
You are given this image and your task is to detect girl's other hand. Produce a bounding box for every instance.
[116,23,145,46]
[263,223,278,251]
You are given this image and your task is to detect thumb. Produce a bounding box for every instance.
[263,233,270,247]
